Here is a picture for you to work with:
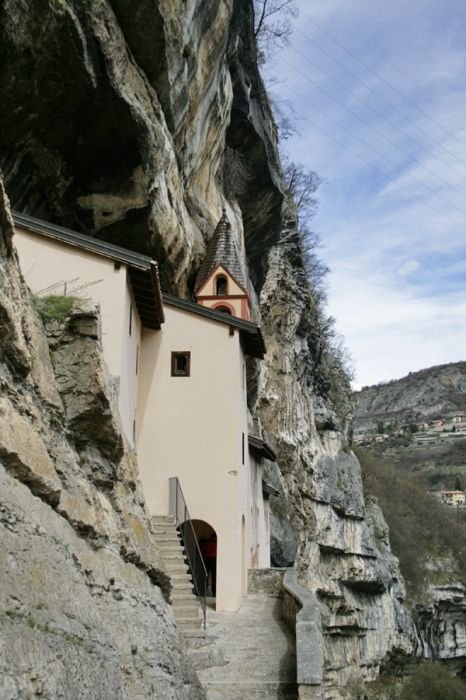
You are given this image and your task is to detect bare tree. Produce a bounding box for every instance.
[283,158,323,222]
[269,95,298,141]
[253,0,298,63]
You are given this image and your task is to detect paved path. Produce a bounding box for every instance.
[188,595,298,699]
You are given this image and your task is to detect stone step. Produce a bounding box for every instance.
[162,550,186,560]
[169,572,192,580]
[153,531,180,540]
[182,628,206,640]
[158,544,186,555]
[152,515,176,524]
[161,555,188,565]
[152,524,179,533]
[172,599,197,610]
[171,592,199,603]
[155,535,181,544]
[172,604,201,617]
[169,573,193,582]
[171,582,195,592]
[171,586,195,603]
[202,683,297,699]
[164,560,189,571]
[178,619,204,633]
[176,609,202,623]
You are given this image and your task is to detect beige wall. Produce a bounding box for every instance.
[196,264,246,296]
[14,227,140,446]
[196,264,249,319]
[137,304,250,611]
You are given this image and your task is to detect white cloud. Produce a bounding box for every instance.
[397,260,421,277]
[327,269,466,386]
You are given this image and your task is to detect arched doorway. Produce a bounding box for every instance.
[189,519,217,604]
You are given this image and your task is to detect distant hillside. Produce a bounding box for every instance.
[354,361,466,433]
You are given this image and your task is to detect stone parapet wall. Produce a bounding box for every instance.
[282,569,324,695]
[248,568,288,597]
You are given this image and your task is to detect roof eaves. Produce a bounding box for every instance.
[150,261,165,325]
[163,293,266,358]
[13,210,164,329]
[12,211,153,271]
[248,434,277,462]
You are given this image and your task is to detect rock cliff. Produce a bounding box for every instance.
[0,1,417,696]
[354,362,466,433]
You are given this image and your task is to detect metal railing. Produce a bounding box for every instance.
[169,477,208,629]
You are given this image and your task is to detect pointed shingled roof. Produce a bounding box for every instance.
[194,210,248,294]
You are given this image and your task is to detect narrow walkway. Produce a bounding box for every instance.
[188,595,298,699]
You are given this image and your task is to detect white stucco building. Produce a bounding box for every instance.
[137,293,267,611]
[13,209,276,613]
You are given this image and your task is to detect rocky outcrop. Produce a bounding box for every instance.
[414,584,466,662]
[0,1,418,696]
[354,362,466,432]
[0,191,204,699]
[255,231,414,693]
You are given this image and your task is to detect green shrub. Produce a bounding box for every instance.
[400,663,466,700]
[357,448,466,598]
[33,294,76,322]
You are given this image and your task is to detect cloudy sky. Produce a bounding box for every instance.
[264,0,466,388]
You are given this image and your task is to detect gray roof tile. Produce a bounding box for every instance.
[194,210,248,293]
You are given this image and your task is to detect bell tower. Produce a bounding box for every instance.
[194,210,250,320]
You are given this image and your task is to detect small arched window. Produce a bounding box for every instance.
[215,306,232,315]
[216,275,227,295]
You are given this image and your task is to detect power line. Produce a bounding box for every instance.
[274,86,465,232]
[300,11,466,152]
[280,57,466,219]
[291,24,466,172]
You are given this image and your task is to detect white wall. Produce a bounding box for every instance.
[14,227,140,446]
[137,304,250,611]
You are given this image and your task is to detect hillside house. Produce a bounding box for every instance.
[448,412,466,424]
[14,211,274,613]
[431,419,445,430]
[436,490,466,506]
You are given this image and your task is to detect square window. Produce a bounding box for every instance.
[171,351,191,377]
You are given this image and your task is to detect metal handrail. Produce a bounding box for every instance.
[169,477,208,629]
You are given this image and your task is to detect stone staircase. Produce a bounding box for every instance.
[189,595,298,699]
[152,515,205,640]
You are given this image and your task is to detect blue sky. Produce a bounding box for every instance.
[264,0,466,387]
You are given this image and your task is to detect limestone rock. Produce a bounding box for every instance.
[414,584,466,661]
[354,361,466,432]
[0,397,61,505]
